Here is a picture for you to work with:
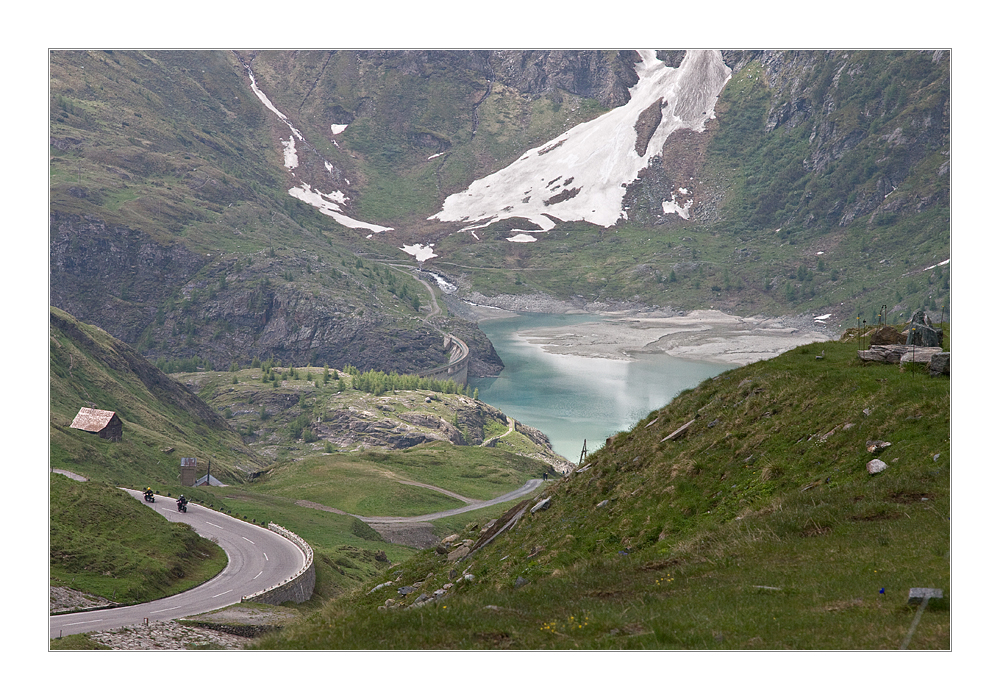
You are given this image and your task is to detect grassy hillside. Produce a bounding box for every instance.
[168,359,569,470]
[50,474,226,605]
[252,329,950,649]
[49,305,560,612]
[250,444,547,516]
[49,306,260,488]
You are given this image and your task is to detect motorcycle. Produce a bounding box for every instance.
[144,492,155,503]
[176,499,188,513]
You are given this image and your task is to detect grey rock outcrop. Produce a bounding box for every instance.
[492,50,640,108]
[859,344,942,365]
[928,352,950,376]
[905,311,945,347]
[870,326,907,345]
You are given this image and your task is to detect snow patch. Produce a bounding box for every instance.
[924,259,950,271]
[282,134,299,169]
[507,233,538,242]
[429,50,731,232]
[661,195,691,219]
[401,244,437,262]
[814,313,832,321]
[288,184,392,233]
[428,152,444,160]
[244,65,391,233]
[247,67,303,139]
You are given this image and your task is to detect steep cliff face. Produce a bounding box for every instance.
[50,212,208,345]
[132,248,458,373]
[491,50,641,108]
[48,50,502,378]
[708,50,949,232]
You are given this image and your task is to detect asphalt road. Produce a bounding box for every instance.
[49,489,305,639]
[359,478,545,523]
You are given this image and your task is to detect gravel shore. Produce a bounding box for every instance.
[515,309,833,366]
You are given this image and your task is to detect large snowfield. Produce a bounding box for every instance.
[429,50,731,234]
[246,51,731,259]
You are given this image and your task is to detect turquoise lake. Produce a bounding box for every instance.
[469,314,735,462]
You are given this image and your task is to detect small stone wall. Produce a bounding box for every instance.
[241,523,315,605]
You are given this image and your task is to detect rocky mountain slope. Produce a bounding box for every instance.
[50,49,949,377]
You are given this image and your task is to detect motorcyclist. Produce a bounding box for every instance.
[144,486,154,497]
[177,494,188,509]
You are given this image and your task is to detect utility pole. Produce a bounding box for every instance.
[578,439,588,467]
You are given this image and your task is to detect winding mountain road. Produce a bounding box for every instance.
[359,478,545,524]
[49,490,304,639]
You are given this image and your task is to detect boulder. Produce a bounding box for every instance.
[870,326,906,345]
[859,344,942,364]
[928,352,950,376]
[905,311,944,347]
[447,545,471,562]
[867,458,889,475]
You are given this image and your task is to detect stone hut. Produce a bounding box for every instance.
[69,407,123,442]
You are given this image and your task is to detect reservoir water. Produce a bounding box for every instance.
[469,314,736,462]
